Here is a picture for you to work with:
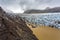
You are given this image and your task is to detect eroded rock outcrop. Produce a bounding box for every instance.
[0,7,38,40]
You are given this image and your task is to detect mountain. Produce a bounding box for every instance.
[0,7,38,40]
[24,7,60,13]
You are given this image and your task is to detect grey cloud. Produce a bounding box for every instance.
[0,0,60,13]
[19,0,60,10]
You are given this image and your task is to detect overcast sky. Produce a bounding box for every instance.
[0,0,60,13]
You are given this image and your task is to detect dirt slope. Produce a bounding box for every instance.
[0,7,38,40]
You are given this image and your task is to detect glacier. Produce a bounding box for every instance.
[19,13,60,28]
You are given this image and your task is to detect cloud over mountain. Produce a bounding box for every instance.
[0,0,60,13]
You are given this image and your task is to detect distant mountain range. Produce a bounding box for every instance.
[24,7,60,13]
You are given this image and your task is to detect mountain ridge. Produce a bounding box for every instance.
[24,7,60,13]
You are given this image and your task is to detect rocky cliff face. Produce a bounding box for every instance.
[0,7,38,40]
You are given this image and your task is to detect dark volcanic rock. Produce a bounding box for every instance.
[0,7,38,40]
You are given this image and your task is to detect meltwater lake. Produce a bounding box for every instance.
[18,13,60,28]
